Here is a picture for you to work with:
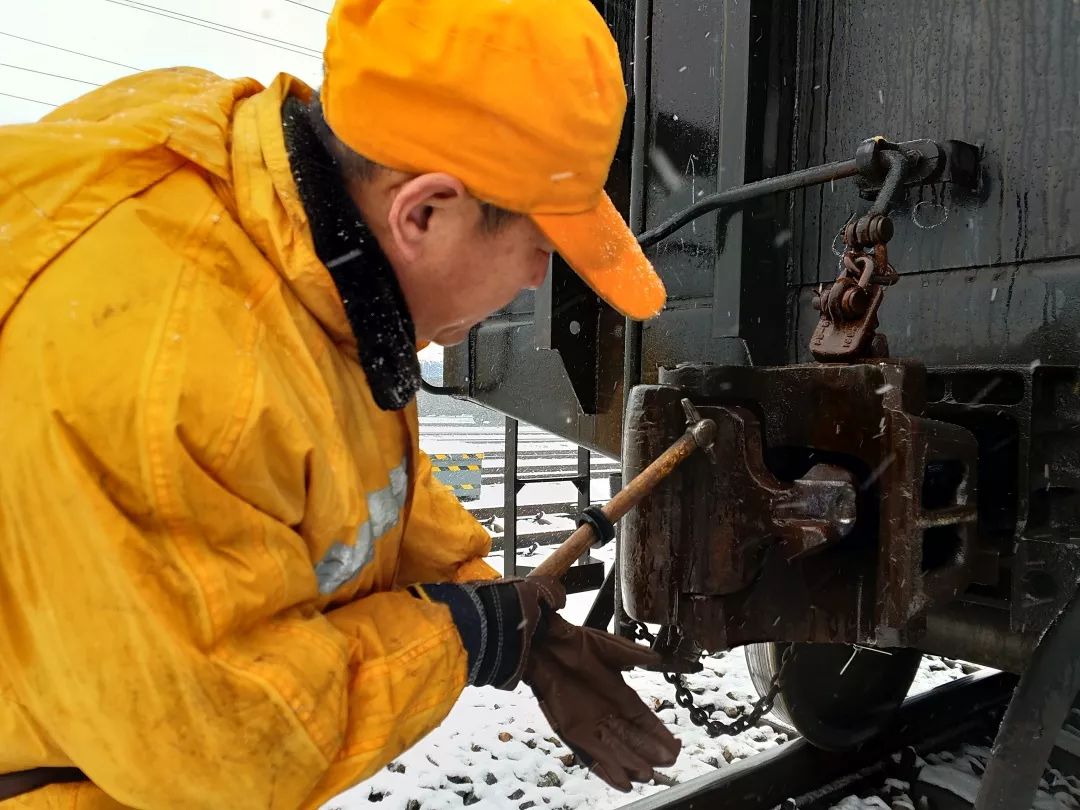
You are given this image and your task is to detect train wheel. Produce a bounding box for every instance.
[745,642,923,751]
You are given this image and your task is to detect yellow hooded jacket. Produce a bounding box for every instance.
[0,68,499,809]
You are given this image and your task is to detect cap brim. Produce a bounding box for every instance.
[531,194,666,320]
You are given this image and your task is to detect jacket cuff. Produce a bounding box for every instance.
[408,582,523,689]
[408,583,486,684]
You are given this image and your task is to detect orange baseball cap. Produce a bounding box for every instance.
[321,0,666,320]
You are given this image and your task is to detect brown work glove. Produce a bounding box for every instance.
[521,587,683,792]
[410,576,681,789]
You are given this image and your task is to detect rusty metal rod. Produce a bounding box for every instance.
[530,420,713,580]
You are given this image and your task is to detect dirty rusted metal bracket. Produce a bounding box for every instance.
[622,363,979,652]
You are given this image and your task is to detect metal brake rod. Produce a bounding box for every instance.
[636,157,860,249]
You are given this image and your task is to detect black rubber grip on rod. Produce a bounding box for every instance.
[576,506,616,548]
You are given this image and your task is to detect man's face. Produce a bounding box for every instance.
[402,203,552,346]
[356,172,553,346]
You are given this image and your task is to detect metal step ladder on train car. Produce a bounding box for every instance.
[502,416,606,594]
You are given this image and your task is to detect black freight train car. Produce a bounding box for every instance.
[436,0,1080,792]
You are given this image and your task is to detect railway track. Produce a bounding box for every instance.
[625,671,1019,810]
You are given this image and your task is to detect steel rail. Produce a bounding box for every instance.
[621,670,1015,810]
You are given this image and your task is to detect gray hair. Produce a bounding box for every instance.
[306,96,521,233]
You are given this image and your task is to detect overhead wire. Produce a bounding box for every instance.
[0,91,58,108]
[114,0,321,52]
[100,0,321,59]
[0,31,142,71]
[283,0,329,13]
[0,63,103,87]
[0,4,323,117]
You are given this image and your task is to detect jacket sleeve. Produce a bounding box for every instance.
[395,438,501,585]
[0,272,471,809]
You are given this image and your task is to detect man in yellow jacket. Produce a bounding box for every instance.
[0,0,677,807]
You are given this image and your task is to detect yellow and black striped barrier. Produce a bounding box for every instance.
[430,453,484,501]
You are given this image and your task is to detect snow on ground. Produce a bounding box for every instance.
[324,540,972,810]
[324,650,785,810]
[330,418,976,809]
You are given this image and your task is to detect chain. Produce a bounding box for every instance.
[629,620,794,738]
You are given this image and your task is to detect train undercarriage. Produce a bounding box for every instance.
[435,0,1080,805]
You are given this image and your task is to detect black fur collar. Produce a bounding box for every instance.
[280,96,420,411]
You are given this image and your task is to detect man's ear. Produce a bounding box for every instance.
[387,173,468,262]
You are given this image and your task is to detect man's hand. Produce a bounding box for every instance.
[510,577,682,791]
[522,603,682,791]
[410,575,682,790]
